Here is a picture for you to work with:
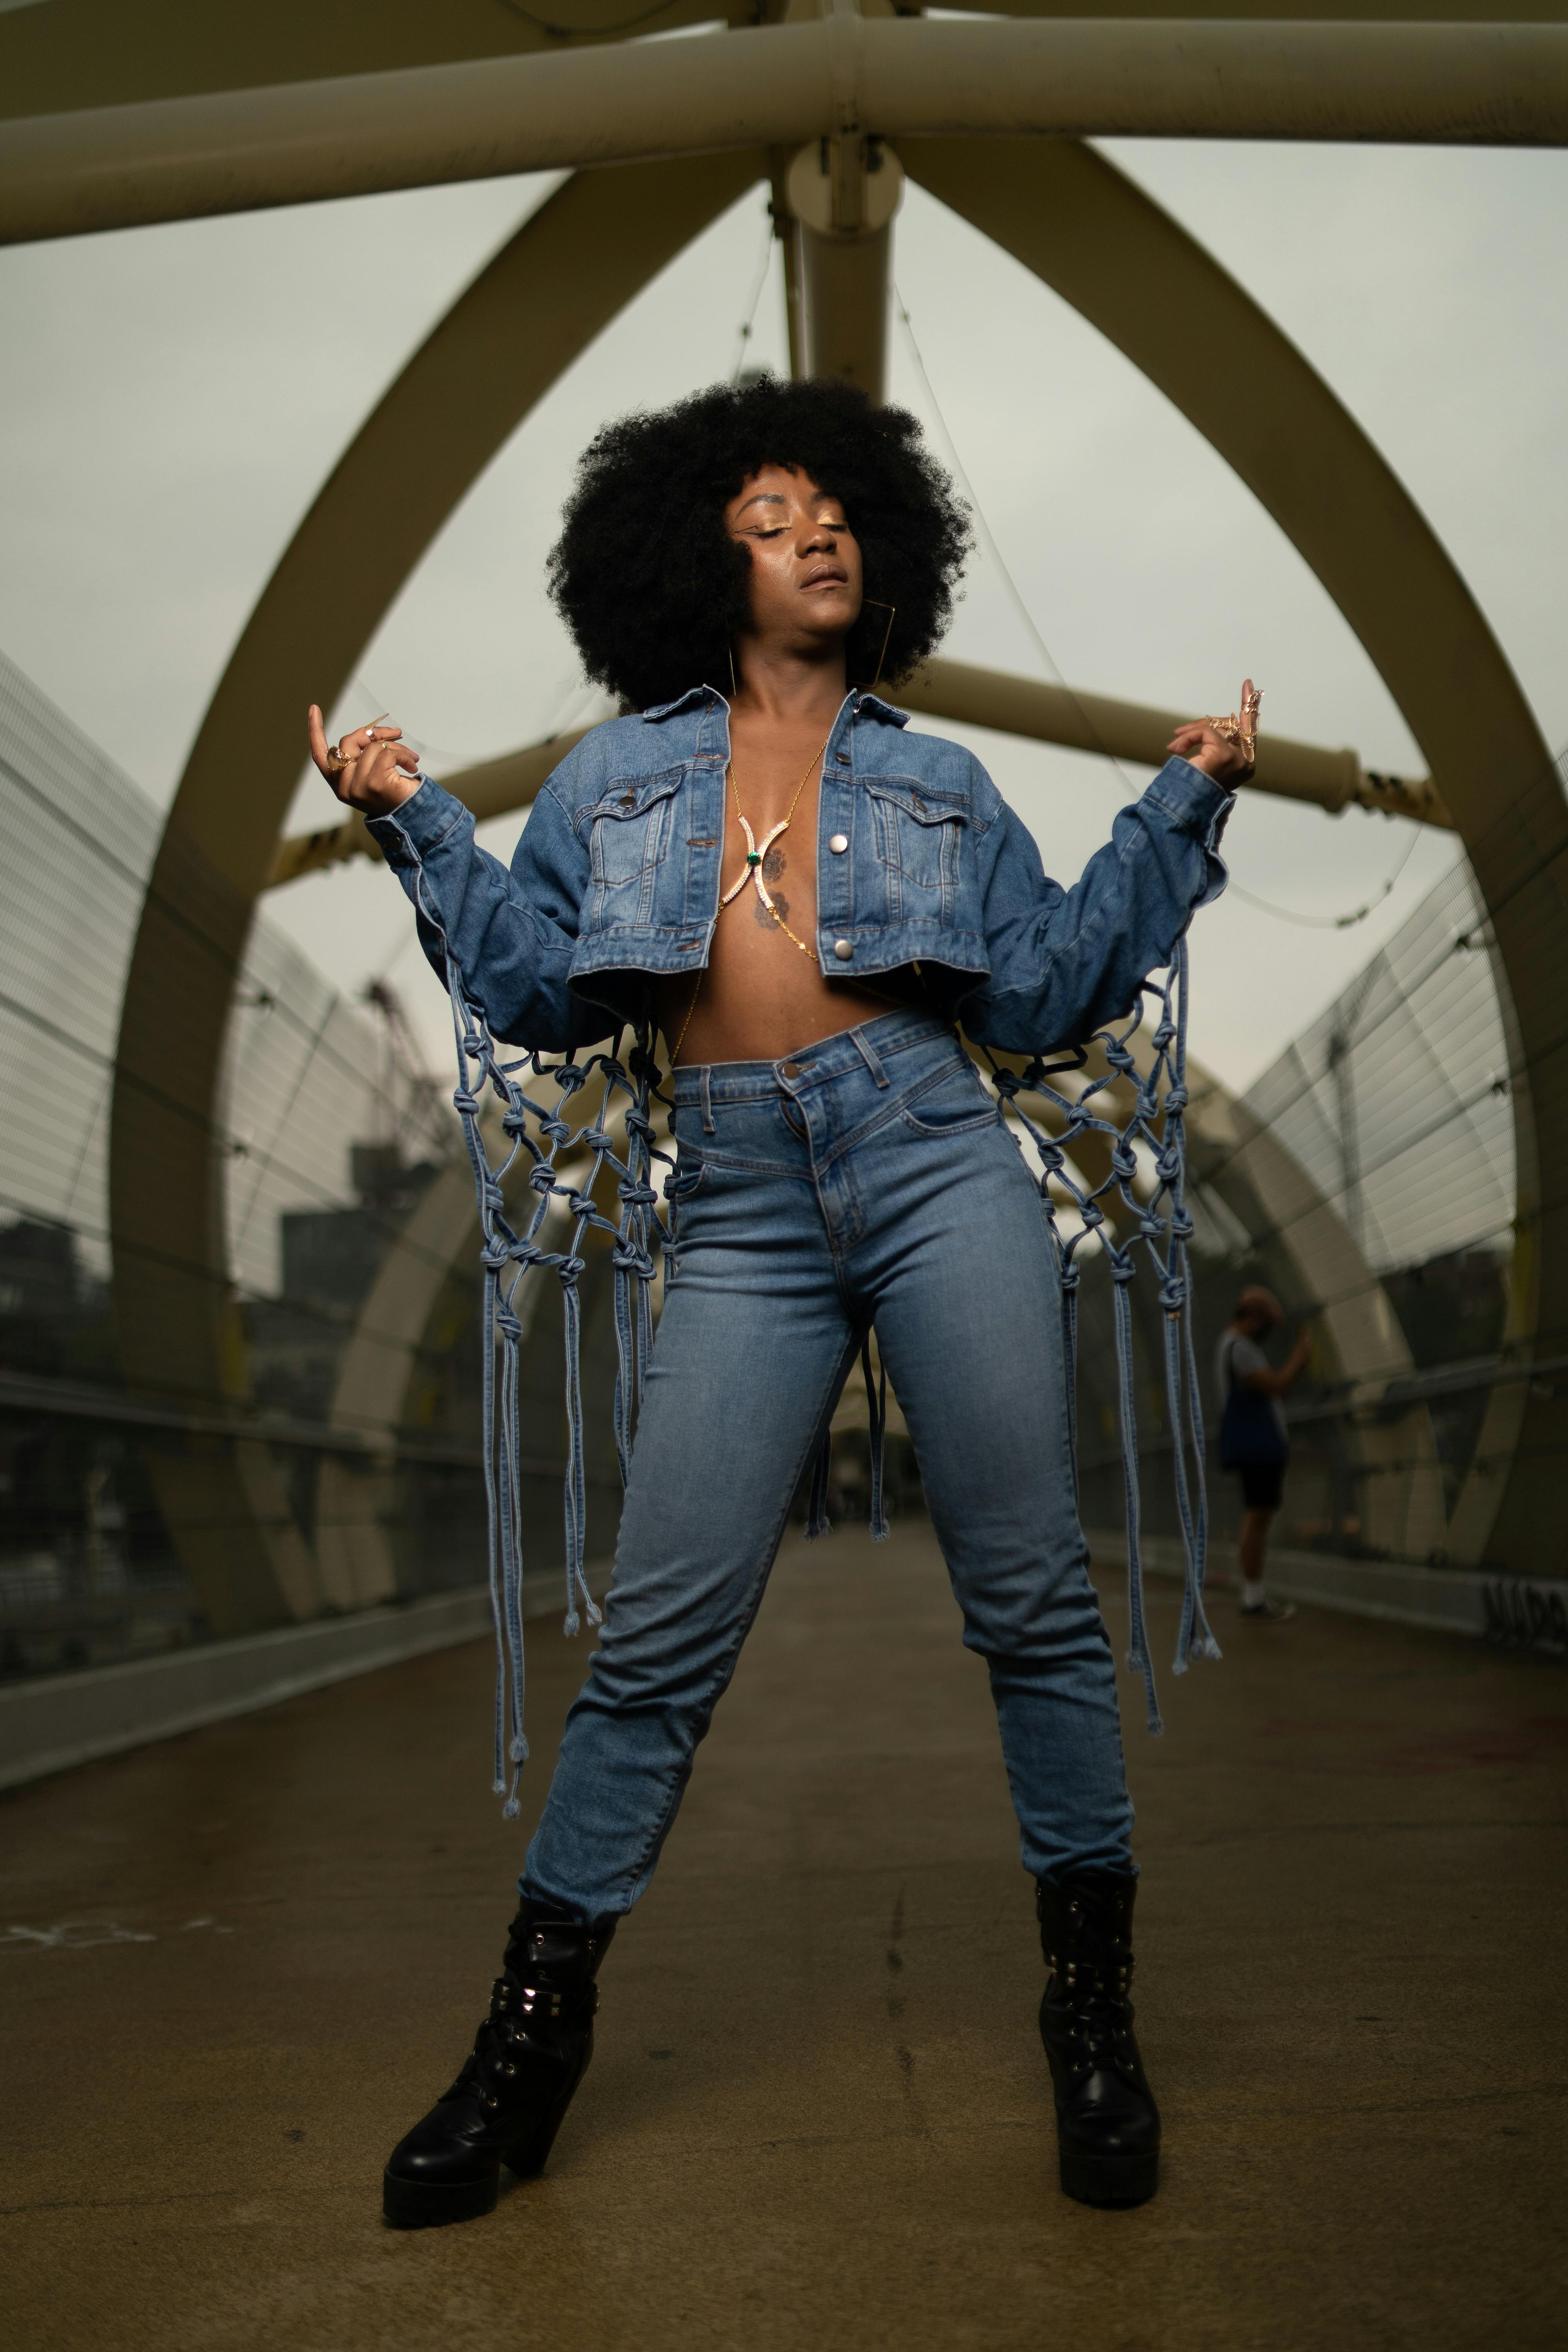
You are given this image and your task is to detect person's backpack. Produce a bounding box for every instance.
[1218,1332,1288,1470]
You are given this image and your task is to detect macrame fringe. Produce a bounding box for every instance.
[804,1433,834,1541]
[984,938,1220,1735]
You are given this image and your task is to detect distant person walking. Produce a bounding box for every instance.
[1216,1286,1312,1622]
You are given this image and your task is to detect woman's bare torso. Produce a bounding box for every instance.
[657,722,895,1067]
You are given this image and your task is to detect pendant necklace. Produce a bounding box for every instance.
[719,732,831,961]
[668,728,831,1063]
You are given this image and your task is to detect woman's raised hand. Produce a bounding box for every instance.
[307,704,424,816]
[1166,679,1261,783]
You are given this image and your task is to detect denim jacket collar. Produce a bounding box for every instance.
[639,684,911,732]
[641,684,718,722]
[849,689,909,729]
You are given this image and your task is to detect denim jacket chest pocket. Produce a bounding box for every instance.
[585,767,684,929]
[863,777,970,929]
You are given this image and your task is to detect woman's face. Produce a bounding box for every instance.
[724,465,864,653]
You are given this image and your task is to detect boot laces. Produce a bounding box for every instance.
[1047,1953,1143,2086]
[461,1976,593,2111]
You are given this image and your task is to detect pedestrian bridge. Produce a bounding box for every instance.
[5,5,1568,2334]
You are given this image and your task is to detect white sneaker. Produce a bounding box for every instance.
[1239,1596,1296,1623]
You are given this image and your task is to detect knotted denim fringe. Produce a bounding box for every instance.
[984,939,1220,1733]
[416,856,1212,1798]
[407,866,666,1815]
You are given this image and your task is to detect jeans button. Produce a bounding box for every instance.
[833,938,854,962]
[780,1060,802,1080]
[828,833,849,854]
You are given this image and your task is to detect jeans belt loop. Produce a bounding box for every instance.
[699,1065,715,1135]
[851,1026,890,1089]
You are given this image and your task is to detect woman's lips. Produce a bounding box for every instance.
[802,565,849,588]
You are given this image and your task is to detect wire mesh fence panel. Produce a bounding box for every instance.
[0,648,541,1679]
[1241,860,1515,1277]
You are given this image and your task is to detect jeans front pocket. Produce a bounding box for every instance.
[897,1056,1003,1138]
[661,1152,708,1277]
[665,1155,709,1205]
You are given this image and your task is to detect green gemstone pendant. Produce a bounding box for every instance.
[720,811,793,915]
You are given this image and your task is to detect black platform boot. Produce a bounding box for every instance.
[382,1896,616,2229]
[1036,1872,1160,2207]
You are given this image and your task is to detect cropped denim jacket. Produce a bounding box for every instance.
[368,684,1234,1056]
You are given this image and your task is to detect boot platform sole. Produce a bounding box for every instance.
[1059,2146,1158,2207]
[381,2069,583,2228]
[383,2168,500,2230]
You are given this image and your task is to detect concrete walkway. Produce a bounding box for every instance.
[3,1526,1564,2351]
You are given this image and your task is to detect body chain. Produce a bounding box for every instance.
[669,733,830,1061]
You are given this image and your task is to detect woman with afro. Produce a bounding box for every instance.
[308,375,1252,2227]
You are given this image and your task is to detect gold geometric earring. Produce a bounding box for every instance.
[861,599,897,693]
[728,642,739,699]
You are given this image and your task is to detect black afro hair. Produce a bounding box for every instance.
[546,376,970,712]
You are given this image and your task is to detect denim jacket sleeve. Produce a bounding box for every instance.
[956,754,1234,1055]
[365,769,606,1052]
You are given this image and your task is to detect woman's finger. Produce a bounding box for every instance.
[307,702,337,778]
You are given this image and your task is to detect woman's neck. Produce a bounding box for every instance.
[730,637,849,729]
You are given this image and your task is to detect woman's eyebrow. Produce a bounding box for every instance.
[735,492,788,518]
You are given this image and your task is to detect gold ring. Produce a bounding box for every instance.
[1206,682,1261,765]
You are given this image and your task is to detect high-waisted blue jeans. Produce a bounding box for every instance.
[522,1008,1134,1915]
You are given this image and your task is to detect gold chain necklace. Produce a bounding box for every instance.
[668,730,830,1062]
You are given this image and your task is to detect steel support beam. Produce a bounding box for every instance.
[0,0,750,124]
[6,1,1564,136]
[5,20,1568,244]
[904,135,1567,1570]
[898,658,1450,827]
[108,152,765,1635]
[793,222,892,399]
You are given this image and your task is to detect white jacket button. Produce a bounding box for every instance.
[833,938,854,961]
[828,833,849,854]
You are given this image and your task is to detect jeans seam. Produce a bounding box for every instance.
[812,1051,975,1174]
[673,1150,814,1181]
[899,1105,1004,1140]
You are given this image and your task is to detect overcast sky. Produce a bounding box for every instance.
[3,134,1565,1092]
